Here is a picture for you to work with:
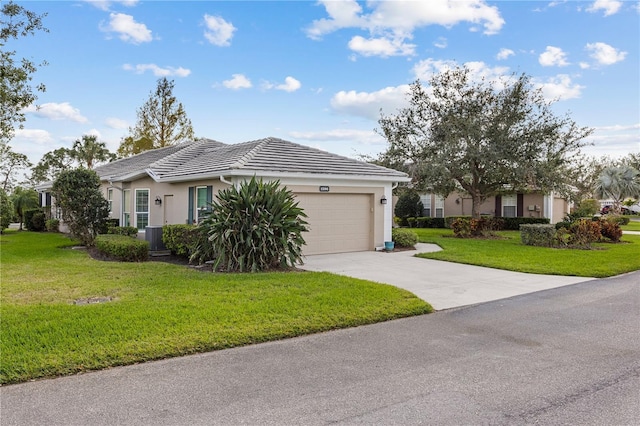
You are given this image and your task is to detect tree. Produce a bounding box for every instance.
[567,155,614,203]
[1,2,48,143]
[0,187,13,233]
[394,189,423,220]
[72,135,115,169]
[194,177,308,272]
[119,77,194,156]
[594,166,640,214]
[0,143,32,191]
[10,186,37,230]
[30,147,74,184]
[378,66,593,218]
[51,168,109,246]
[116,136,154,158]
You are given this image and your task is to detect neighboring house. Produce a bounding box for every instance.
[40,137,409,256]
[418,192,570,224]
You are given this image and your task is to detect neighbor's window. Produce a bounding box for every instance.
[107,188,113,214]
[122,189,131,227]
[420,194,432,217]
[435,195,445,218]
[135,189,149,230]
[502,195,517,218]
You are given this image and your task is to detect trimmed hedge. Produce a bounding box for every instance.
[107,226,138,237]
[45,219,60,232]
[407,217,446,228]
[392,228,418,248]
[520,224,556,247]
[95,234,149,262]
[162,224,207,258]
[500,217,550,230]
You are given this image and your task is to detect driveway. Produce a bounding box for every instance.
[300,243,594,310]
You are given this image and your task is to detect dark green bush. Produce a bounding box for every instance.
[107,226,138,237]
[23,209,43,231]
[605,214,629,226]
[520,224,556,247]
[392,228,418,248]
[195,177,308,272]
[394,190,423,219]
[95,234,149,262]
[28,211,46,232]
[45,219,60,232]
[573,199,599,217]
[162,224,207,258]
[415,217,446,228]
[499,217,550,230]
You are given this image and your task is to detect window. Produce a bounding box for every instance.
[196,186,208,222]
[420,194,432,217]
[135,189,149,230]
[107,188,113,214]
[435,195,445,218]
[122,189,131,227]
[502,195,517,218]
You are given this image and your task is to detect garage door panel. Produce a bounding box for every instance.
[296,193,372,255]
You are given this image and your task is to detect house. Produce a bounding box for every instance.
[417,191,570,224]
[85,137,409,255]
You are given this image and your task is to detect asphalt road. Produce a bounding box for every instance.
[2,272,639,425]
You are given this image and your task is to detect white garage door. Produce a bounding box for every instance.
[295,193,372,255]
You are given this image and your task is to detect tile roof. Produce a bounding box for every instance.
[97,137,408,182]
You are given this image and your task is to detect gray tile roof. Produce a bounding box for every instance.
[97,137,408,182]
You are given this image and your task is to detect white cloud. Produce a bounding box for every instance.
[83,0,138,11]
[263,76,302,92]
[306,0,504,58]
[434,37,447,49]
[412,59,509,85]
[585,42,627,65]
[348,35,416,57]
[496,48,514,60]
[100,12,152,44]
[330,85,410,120]
[587,0,622,16]
[222,74,252,90]
[289,129,385,145]
[24,102,88,123]
[85,129,102,139]
[203,14,236,46]
[105,117,128,129]
[536,74,584,101]
[122,63,191,77]
[13,129,54,145]
[539,46,569,67]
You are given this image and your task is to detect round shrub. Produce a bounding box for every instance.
[392,228,418,248]
[45,219,60,232]
[29,212,46,232]
[394,190,423,220]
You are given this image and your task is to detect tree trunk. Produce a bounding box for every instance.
[471,193,482,219]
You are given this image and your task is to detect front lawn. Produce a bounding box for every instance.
[0,231,432,384]
[621,221,640,232]
[413,228,640,278]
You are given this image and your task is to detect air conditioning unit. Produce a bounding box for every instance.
[145,226,167,252]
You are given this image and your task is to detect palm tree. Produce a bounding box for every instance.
[10,187,38,230]
[72,135,115,169]
[594,166,640,214]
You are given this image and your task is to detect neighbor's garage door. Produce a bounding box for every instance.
[295,193,372,255]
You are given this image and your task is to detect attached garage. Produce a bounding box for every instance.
[295,193,373,255]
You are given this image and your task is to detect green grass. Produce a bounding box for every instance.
[0,231,432,384]
[621,221,640,232]
[413,228,640,278]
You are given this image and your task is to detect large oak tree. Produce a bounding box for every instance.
[378,66,593,218]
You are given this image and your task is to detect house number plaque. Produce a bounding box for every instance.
[319,186,330,192]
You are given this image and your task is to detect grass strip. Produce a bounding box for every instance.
[413,228,640,278]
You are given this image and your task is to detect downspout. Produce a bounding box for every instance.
[219,175,233,186]
[108,181,124,226]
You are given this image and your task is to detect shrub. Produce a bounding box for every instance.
[599,220,623,242]
[195,177,308,272]
[414,217,446,228]
[564,219,602,248]
[520,224,556,247]
[162,224,207,258]
[450,217,498,238]
[445,215,471,229]
[23,209,42,231]
[499,217,549,230]
[0,188,13,233]
[95,234,149,262]
[605,214,629,226]
[28,211,46,232]
[394,190,423,220]
[107,226,138,237]
[45,219,60,232]
[573,199,600,217]
[392,228,418,248]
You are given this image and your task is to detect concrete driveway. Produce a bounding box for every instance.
[300,243,594,310]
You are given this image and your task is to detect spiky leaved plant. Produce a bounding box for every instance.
[194,176,308,272]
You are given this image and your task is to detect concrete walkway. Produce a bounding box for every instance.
[300,243,594,310]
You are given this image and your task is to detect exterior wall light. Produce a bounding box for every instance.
[155,196,162,206]
[380,195,388,205]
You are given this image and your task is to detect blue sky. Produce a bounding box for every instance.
[9,0,640,167]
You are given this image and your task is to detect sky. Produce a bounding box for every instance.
[7,0,640,169]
